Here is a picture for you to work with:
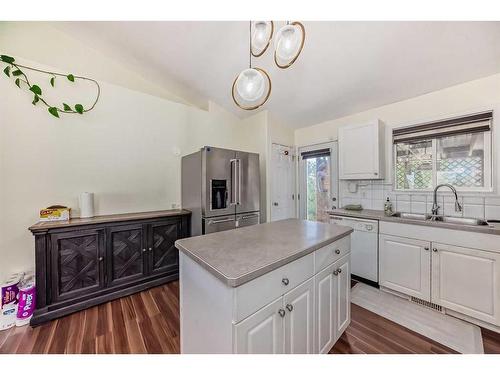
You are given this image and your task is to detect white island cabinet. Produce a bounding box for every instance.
[175,219,352,354]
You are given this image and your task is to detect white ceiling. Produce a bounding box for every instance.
[55,21,500,129]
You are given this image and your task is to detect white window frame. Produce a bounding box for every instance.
[393,131,493,193]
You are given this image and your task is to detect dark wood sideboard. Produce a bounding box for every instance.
[28,209,191,326]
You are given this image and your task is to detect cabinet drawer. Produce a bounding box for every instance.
[234,253,314,323]
[314,236,350,273]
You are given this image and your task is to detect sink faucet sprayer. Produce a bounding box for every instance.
[431,184,462,218]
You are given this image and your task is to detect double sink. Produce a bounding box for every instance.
[391,212,489,226]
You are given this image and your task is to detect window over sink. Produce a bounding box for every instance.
[393,111,492,192]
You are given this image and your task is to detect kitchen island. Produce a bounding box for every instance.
[175,219,353,354]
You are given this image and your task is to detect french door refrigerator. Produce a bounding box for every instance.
[181,146,261,235]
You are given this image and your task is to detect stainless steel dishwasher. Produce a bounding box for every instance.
[330,215,379,284]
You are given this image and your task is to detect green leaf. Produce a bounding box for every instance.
[15,78,20,88]
[63,103,72,111]
[75,104,84,114]
[67,74,75,82]
[3,66,10,77]
[0,55,15,64]
[12,69,23,76]
[29,85,42,96]
[48,107,59,118]
[32,95,39,105]
[50,77,55,87]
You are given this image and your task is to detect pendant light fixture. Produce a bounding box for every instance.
[274,21,305,69]
[232,22,272,110]
[251,21,274,57]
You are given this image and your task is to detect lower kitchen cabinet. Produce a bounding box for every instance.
[29,210,191,326]
[379,234,431,301]
[234,297,285,354]
[431,242,500,325]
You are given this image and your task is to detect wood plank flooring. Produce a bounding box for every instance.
[0,280,499,354]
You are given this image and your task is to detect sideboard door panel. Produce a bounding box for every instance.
[50,229,104,303]
[107,224,147,286]
[149,219,181,275]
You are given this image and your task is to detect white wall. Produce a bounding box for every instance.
[294,73,500,220]
[0,56,264,279]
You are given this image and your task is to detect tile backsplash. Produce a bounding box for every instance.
[339,180,500,220]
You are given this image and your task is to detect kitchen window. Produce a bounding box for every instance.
[393,111,493,192]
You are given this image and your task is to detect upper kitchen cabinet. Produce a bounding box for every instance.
[338,120,385,180]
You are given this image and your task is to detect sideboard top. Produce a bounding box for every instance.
[29,209,191,232]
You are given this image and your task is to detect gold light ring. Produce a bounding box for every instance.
[274,21,306,69]
[231,68,272,111]
[251,21,274,57]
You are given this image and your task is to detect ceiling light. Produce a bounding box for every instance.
[274,21,305,69]
[251,21,274,57]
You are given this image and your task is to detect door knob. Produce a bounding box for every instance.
[278,309,286,318]
[273,202,279,206]
[286,304,293,312]
[281,277,290,286]
[332,197,337,201]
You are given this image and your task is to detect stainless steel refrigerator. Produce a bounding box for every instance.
[181,146,261,235]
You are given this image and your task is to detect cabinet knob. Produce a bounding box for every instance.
[281,277,289,286]
[374,172,378,176]
[142,248,147,252]
[149,247,152,251]
[333,270,339,276]
[335,249,341,255]
[278,309,286,318]
[338,268,342,274]
[98,257,104,262]
[286,304,293,312]
[433,248,438,252]
[424,247,429,251]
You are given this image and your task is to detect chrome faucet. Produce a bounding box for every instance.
[431,184,462,218]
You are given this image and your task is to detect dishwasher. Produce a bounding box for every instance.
[330,215,379,285]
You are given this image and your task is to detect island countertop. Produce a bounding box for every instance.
[175,218,353,287]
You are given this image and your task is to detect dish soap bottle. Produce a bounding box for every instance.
[384,197,393,215]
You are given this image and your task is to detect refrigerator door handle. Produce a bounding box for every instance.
[230,159,238,205]
[208,218,235,225]
[237,159,242,205]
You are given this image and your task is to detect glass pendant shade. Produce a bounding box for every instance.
[235,68,266,102]
[274,22,305,68]
[251,21,273,57]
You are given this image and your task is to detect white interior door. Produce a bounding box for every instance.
[270,143,296,221]
[298,142,338,222]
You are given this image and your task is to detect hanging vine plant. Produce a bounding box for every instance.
[1,54,100,118]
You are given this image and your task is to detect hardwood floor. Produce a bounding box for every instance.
[0,280,499,354]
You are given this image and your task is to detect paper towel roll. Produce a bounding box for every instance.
[79,192,94,218]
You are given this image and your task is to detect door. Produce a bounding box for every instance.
[270,143,296,221]
[299,142,338,223]
[149,219,181,276]
[203,146,235,217]
[379,234,431,301]
[432,243,500,325]
[234,297,284,354]
[236,212,260,228]
[236,151,261,214]
[203,215,237,234]
[333,257,350,339]
[50,229,105,302]
[284,278,314,354]
[107,223,147,286]
[314,262,335,354]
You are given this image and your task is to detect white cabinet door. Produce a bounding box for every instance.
[432,243,500,325]
[284,278,314,354]
[333,256,351,339]
[234,297,284,354]
[379,234,431,301]
[314,263,335,354]
[338,120,384,180]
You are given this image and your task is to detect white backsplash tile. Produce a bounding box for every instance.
[442,203,464,217]
[463,196,485,205]
[463,204,485,219]
[411,201,427,214]
[396,200,411,213]
[485,197,500,206]
[485,205,500,220]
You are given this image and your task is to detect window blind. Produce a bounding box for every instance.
[300,148,330,159]
[392,111,492,144]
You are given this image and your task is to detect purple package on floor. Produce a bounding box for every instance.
[16,282,36,326]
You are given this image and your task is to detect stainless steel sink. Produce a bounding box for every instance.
[391,212,431,221]
[431,216,489,226]
[391,212,489,226]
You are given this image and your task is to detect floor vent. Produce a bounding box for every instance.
[410,296,443,312]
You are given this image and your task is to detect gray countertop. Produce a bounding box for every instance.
[175,219,353,287]
[328,208,500,235]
